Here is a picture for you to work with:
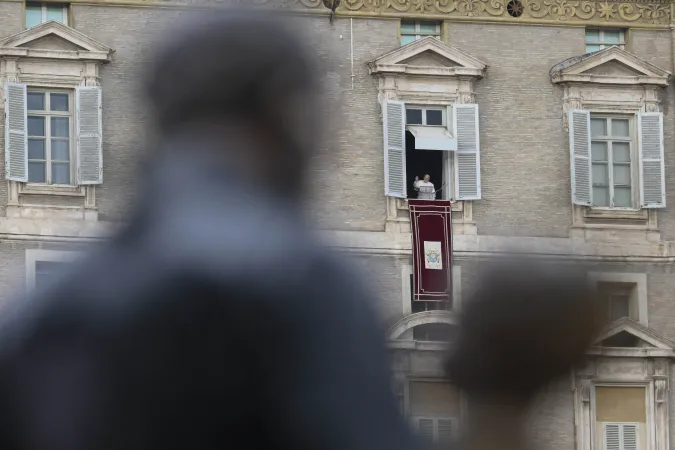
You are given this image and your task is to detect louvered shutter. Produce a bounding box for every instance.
[436,418,454,444]
[415,418,434,441]
[604,423,638,450]
[453,104,481,200]
[638,112,665,208]
[569,109,592,205]
[383,100,406,198]
[76,86,103,185]
[605,424,621,450]
[4,83,28,182]
[622,424,637,450]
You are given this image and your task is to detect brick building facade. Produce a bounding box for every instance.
[1,0,675,448]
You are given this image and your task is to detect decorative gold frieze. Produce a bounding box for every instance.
[37,0,673,27]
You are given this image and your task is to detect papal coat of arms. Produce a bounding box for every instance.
[423,241,443,270]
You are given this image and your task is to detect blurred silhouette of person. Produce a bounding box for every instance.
[0,8,418,450]
[0,8,605,450]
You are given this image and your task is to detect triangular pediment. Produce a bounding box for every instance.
[592,318,674,349]
[551,46,670,86]
[368,36,487,78]
[19,34,86,51]
[0,21,113,61]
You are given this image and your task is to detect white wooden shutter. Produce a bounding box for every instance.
[436,418,454,444]
[604,423,638,450]
[76,86,103,185]
[622,424,638,450]
[638,112,665,208]
[415,418,434,441]
[453,104,481,200]
[383,100,406,198]
[605,424,621,450]
[569,109,592,205]
[4,83,28,182]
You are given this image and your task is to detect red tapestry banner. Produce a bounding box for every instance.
[408,200,453,302]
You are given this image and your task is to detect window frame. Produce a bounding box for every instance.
[591,383,649,450]
[400,20,442,45]
[25,2,69,29]
[26,88,75,187]
[588,272,647,327]
[589,113,637,210]
[406,105,447,127]
[585,28,625,53]
[25,249,80,292]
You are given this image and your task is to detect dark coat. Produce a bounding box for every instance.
[0,145,419,450]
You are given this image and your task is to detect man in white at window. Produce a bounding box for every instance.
[414,174,436,200]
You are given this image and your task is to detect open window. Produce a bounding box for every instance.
[384,100,479,201]
[369,36,486,204]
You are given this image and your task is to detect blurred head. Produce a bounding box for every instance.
[446,257,605,404]
[424,174,430,182]
[144,8,321,196]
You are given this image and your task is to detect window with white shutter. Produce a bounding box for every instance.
[412,416,458,443]
[638,112,665,208]
[383,101,482,202]
[5,83,28,182]
[453,104,481,200]
[569,109,666,210]
[4,83,103,187]
[383,100,407,198]
[76,86,103,185]
[604,423,638,450]
[569,109,592,206]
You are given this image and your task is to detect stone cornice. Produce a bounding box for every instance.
[3,0,671,29]
[7,218,675,263]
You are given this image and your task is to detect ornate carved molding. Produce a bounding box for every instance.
[44,0,674,28]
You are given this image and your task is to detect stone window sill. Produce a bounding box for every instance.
[386,197,475,234]
[19,183,86,197]
[7,181,97,221]
[395,197,464,212]
[571,204,659,242]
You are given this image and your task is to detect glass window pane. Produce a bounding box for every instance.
[614,186,632,207]
[28,139,45,160]
[610,295,630,320]
[418,22,439,35]
[50,93,68,112]
[401,20,416,34]
[45,5,65,23]
[585,29,600,42]
[52,162,70,184]
[613,142,630,162]
[593,187,610,207]
[603,30,622,43]
[28,161,45,183]
[592,163,608,185]
[51,117,69,138]
[591,142,608,161]
[591,118,607,136]
[426,110,443,126]
[613,164,631,185]
[586,44,602,53]
[27,116,45,137]
[611,119,630,137]
[25,4,42,29]
[400,35,416,46]
[51,140,69,161]
[27,92,44,111]
[406,109,423,125]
